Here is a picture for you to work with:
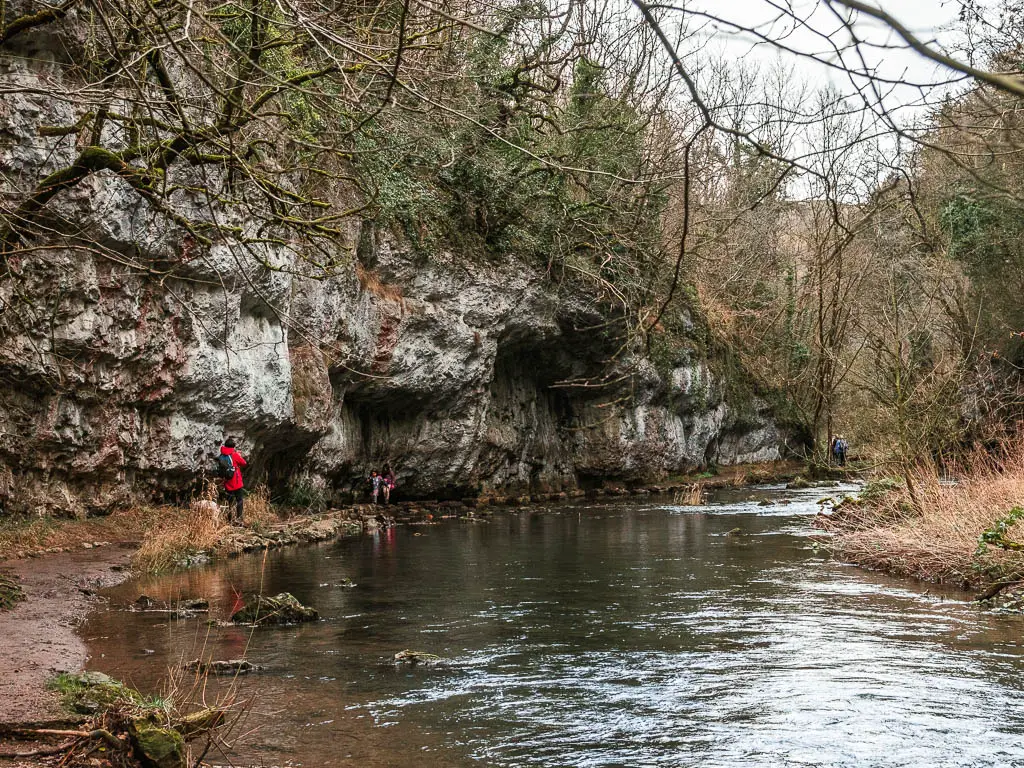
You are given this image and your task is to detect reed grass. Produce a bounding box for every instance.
[243,484,281,530]
[825,443,1024,587]
[673,481,706,506]
[133,506,227,574]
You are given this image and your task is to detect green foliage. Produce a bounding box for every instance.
[938,190,1024,361]
[976,505,1024,555]
[282,476,328,511]
[356,31,666,309]
[48,672,153,715]
[648,332,687,383]
[940,193,992,265]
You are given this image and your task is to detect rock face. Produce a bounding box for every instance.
[0,52,786,518]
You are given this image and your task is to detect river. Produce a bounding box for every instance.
[82,483,1024,767]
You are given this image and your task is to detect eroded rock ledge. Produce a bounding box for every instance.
[0,51,790,519]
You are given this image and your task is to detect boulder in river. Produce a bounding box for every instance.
[394,649,442,665]
[231,592,319,625]
[184,658,261,674]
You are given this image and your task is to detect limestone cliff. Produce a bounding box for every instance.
[0,47,784,517]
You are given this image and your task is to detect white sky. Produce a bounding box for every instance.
[676,0,971,110]
[646,1,983,197]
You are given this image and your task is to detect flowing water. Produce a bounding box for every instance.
[83,484,1024,767]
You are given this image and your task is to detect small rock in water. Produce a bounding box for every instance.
[725,527,742,537]
[231,592,319,625]
[394,649,442,666]
[184,658,261,674]
[135,595,156,609]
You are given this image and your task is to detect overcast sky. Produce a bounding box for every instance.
[644,1,982,197]
[677,0,971,109]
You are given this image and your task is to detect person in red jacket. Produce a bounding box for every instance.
[219,438,247,525]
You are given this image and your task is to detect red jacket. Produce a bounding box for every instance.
[220,446,246,491]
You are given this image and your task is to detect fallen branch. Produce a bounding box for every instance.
[976,579,1024,602]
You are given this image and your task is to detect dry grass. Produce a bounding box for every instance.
[243,484,282,530]
[673,482,706,506]
[0,505,171,556]
[133,505,227,574]
[0,484,290,574]
[826,445,1024,586]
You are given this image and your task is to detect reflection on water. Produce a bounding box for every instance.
[83,484,1024,767]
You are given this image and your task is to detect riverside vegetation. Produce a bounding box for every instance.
[0,670,237,767]
[820,442,1024,602]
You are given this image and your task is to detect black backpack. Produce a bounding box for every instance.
[214,453,235,481]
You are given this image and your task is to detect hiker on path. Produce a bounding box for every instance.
[835,436,848,467]
[382,465,396,504]
[370,470,382,504]
[218,438,247,524]
[831,435,848,467]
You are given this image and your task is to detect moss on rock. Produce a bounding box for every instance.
[131,719,186,768]
[0,573,24,610]
[231,592,319,625]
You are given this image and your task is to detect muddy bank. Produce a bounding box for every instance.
[0,506,385,727]
[0,546,134,724]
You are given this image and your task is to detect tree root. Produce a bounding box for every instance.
[0,727,126,760]
[0,739,76,758]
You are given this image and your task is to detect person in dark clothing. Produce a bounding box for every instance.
[369,470,382,504]
[219,438,247,524]
[836,436,848,467]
